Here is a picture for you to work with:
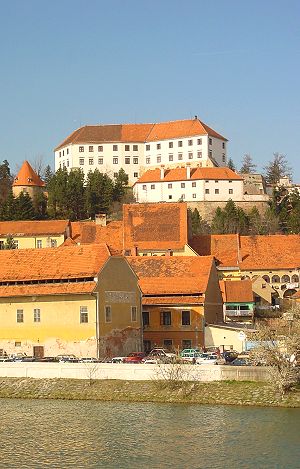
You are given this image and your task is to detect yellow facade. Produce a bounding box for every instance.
[0,294,97,357]
[0,234,65,250]
[136,244,197,257]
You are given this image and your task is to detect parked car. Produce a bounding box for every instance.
[111,356,126,363]
[123,352,146,364]
[0,356,13,362]
[230,358,251,366]
[39,356,60,362]
[222,351,239,363]
[195,353,219,365]
[79,357,99,363]
[57,354,79,363]
[146,348,177,359]
[180,349,203,363]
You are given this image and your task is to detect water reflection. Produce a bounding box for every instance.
[0,399,299,468]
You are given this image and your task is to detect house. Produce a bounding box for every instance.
[219,279,254,324]
[190,234,300,299]
[205,324,256,353]
[133,166,243,203]
[12,161,45,198]
[0,245,142,358]
[127,256,223,351]
[54,117,228,184]
[0,220,71,249]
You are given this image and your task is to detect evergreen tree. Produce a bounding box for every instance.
[113,168,129,201]
[211,207,225,234]
[227,158,236,171]
[44,165,54,187]
[248,206,264,235]
[15,192,35,220]
[4,235,17,249]
[264,153,292,184]
[188,208,211,235]
[65,169,85,220]
[84,169,114,218]
[240,154,257,174]
[0,160,13,203]
[0,191,17,220]
[33,191,48,219]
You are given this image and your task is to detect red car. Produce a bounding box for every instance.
[123,352,146,364]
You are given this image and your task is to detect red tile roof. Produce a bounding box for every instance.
[70,221,123,254]
[55,119,227,150]
[142,296,204,305]
[13,161,45,187]
[219,280,254,303]
[0,244,110,281]
[0,220,69,237]
[127,256,214,295]
[123,203,188,251]
[135,167,242,184]
[190,234,300,270]
[0,281,96,298]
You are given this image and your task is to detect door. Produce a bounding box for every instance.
[33,346,44,359]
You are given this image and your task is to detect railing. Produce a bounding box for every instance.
[225,310,253,317]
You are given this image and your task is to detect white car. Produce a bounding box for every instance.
[195,353,219,365]
[111,356,126,363]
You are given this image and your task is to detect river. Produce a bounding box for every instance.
[1,399,299,468]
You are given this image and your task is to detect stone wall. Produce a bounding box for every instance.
[187,200,269,222]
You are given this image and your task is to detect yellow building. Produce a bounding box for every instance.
[0,220,70,249]
[0,245,142,358]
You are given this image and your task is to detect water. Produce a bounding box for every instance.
[0,399,299,469]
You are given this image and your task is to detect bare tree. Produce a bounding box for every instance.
[240,154,257,174]
[30,154,46,178]
[264,152,292,184]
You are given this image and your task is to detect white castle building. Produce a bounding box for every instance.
[54,117,228,184]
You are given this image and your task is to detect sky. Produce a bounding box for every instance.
[0,0,299,179]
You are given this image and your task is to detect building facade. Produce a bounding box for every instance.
[54,118,228,184]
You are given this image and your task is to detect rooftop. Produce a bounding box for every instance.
[70,220,123,254]
[13,161,45,188]
[220,279,254,303]
[135,167,242,184]
[0,220,70,237]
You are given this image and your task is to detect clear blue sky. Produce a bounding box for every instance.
[0,0,299,179]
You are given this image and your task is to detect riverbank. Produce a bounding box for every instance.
[0,378,299,407]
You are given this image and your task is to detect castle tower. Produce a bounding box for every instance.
[12,161,45,198]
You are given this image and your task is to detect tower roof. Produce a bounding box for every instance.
[13,161,45,187]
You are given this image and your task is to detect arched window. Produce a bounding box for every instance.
[281,275,290,283]
[291,274,299,283]
[272,275,280,283]
[262,275,270,283]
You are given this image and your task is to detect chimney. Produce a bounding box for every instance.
[160,165,165,180]
[236,233,242,265]
[95,213,107,226]
[131,245,138,256]
[166,249,173,257]
[186,163,191,179]
[194,115,198,120]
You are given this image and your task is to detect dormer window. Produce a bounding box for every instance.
[28,177,33,182]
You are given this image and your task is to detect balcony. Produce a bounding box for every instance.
[225,310,253,317]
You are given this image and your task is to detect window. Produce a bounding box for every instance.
[125,145,130,151]
[151,184,155,189]
[282,275,290,283]
[164,339,173,349]
[67,148,69,154]
[209,150,212,157]
[292,274,299,282]
[89,158,94,165]
[182,310,191,325]
[222,142,225,149]
[157,156,161,163]
[197,138,202,145]
[188,152,193,159]
[79,158,84,165]
[34,308,41,323]
[160,311,171,325]
[222,154,226,162]
[188,139,193,146]
[89,146,94,152]
[168,183,172,189]
[142,184,147,190]
[169,142,173,148]
[98,145,103,152]
[17,309,24,323]
[98,158,103,165]
[209,138,212,145]
[59,151,61,157]
[157,143,161,150]
[142,311,150,326]
[146,157,150,164]
[113,145,118,151]
[133,145,138,151]
[169,154,173,161]
[0,241,4,250]
[15,341,21,347]
[131,306,137,322]
[178,153,183,160]
[133,157,138,164]
[168,195,172,200]
[262,275,270,283]
[229,189,233,194]
[182,339,192,349]
[181,194,185,199]
[79,146,84,152]
[66,160,69,167]
[229,180,232,183]
[192,182,196,187]
[63,150,64,156]
[105,306,112,322]
[146,144,150,151]
[192,193,196,198]
[125,157,130,164]
[205,188,209,194]
[134,172,138,178]
[113,158,118,164]
[80,306,88,323]
[215,180,219,183]
[51,239,57,248]
[272,275,280,283]
[181,183,185,188]
[37,240,42,248]
[197,151,202,158]
[215,189,219,194]
[143,340,151,352]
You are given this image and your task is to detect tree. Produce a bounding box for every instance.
[65,169,85,220]
[188,208,211,235]
[0,191,17,220]
[44,165,54,187]
[264,153,292,184]
[240,154,257,174]
[84,169,114,219]
[33,191,48,219]
[113,168,129,202]
[0,160,13,203]
[15,192,35,220]
[4,234,17,249]
[227,158,236,171]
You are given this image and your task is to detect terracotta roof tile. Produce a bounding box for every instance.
[142,296,204,305]
[0,244,110,281]
[220,280,254,303]
[128,256,214,295]
[0,220,70,237]
[55,119,227,151]
[0,281,96,298]
[190,234,239,268]
[123,203,187,251]
[136,167,242,184]
[13,161,45,187]
[70,221,123,254]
